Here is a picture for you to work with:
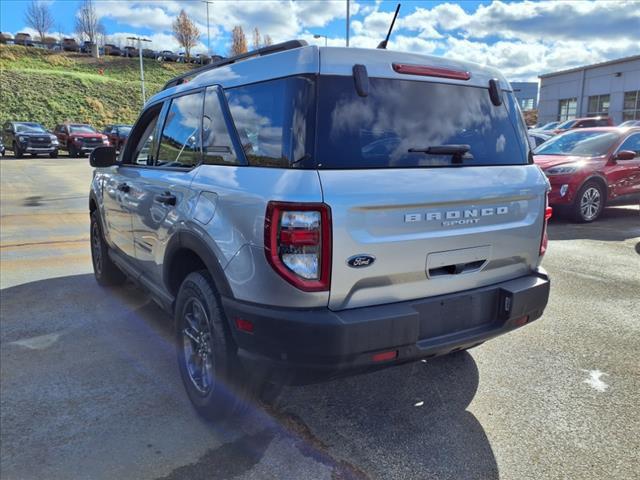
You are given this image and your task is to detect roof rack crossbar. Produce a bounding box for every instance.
[162,39,309,91]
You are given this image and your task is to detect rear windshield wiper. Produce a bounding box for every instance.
[408,144,472,163]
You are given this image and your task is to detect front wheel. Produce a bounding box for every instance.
[13,142,23,158]
[572,181,604,222]
[175,271,256,420]
[90,211,126,286]
[49,149,58,158]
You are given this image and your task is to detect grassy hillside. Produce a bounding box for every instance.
[0,45,192,130]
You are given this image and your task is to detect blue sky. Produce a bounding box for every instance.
[1,0,638,81]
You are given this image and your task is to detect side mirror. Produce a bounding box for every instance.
[615,150,636,161]
[90,146,117,167]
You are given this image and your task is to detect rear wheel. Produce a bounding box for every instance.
[175,271,256,420]
[90,211,126,286]
[572,181,604,222]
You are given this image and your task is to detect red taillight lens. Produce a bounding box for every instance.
[392,63,471,80]
[540,193,552,256]
[265,201,331,292]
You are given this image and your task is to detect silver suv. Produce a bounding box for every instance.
[88,41,551,419]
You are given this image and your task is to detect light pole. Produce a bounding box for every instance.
[202,0,213,55]
[346,0,350,47]
[313,34,328,47]
[127,36,152,104]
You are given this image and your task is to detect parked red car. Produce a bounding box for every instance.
[54,123,109,157]
[102,124,132,151]
[552,116,614,135]
[534,127,640,222]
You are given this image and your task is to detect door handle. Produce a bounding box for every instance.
[117,182,130,193]
[154,192,176,206]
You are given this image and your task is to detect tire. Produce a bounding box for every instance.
[175,270,256,420]
[572,181,605,223]
[13,142,23,159]
[90,211,126,286]
[69,144,77,158]
[49,149,58,158]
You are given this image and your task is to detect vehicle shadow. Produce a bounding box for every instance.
[548,205,640,242]
[1,274,497,480]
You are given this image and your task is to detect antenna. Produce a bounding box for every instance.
[377,3,401,49]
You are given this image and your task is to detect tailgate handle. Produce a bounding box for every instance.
[428,259,486,277]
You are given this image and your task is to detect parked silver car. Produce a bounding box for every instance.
[88,40,551,419]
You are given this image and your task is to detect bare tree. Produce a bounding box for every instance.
[230,25,247,56]
[24,0,54,43]
[75,0,104,55]
[252,27,261,50]
[172,9,200,58]
[263,34,273,47]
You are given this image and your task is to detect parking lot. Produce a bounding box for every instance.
[1,156,639,479]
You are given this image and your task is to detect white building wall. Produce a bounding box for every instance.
[538,57,640,125]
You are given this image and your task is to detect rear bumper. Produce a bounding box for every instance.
[222,270,550,373]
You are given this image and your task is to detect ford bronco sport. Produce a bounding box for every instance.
[88,41,551,419]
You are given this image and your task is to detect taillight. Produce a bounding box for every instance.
[392,63,471,80]
[265,201,331,292]
[540,192,553,256]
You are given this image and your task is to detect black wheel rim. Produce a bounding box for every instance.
[91,220,103,275]
[182,298,215,395]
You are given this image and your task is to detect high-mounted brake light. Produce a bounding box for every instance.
[392,63,471,80]
[539,193,552,257]
[265,202,332,292]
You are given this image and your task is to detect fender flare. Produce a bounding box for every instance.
[163,230,233,299]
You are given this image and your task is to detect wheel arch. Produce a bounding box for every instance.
[580,174,609,205]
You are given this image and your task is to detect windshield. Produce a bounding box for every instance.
[557,119,576,129]
[69,125,97,134]
[15,123,47,133]
[315,76,529,168]
[533,130,619,156]
[118,126,132,135]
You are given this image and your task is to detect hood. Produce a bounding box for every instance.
[534,154,605,170]
[17,132,53,138]
[70,132,104,139]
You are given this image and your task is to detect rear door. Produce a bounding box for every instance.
[315,75,549,310]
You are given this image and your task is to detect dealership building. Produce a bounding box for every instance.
[537,55,640,125]
[511,82,539,111]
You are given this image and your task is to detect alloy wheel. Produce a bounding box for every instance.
[580,187,601,221]
[182,298,215,395]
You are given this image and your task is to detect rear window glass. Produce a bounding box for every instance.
[534,130,619,157]
[315,76,529,169]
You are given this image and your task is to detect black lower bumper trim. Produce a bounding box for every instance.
[222,271,550,373]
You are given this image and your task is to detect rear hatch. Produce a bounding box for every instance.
[314,75,549,310]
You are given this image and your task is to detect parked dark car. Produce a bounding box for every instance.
[80,41,95,54]
[157,50,177,62]
[62,37,80,52]
[14,33,34,47]
[122,46,138,57]
[0,32,13,44]
[2,122,59,158]
[54,123,109,157]
[142,48,157,59]
[192,53,211,65]
[534,127,640,222]
[103,124,132,150]
[104,44,122,56]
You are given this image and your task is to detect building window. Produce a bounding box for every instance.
[623,90,640,121]
[587,94,610,117]
[558,98,577,121]
[520,98,534,110]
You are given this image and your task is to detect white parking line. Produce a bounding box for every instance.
[10,333,61,350]
[582,369,609,392]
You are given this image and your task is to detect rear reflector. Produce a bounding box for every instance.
[540,193,553,257]
[235,318,254,333]
[372,350,398,362]
[392,63,471,80]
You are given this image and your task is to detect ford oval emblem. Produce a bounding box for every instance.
[347,254,376,268]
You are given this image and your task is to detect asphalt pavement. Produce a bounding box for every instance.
[1,156,639,480]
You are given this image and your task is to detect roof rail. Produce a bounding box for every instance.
[162,39,309,91]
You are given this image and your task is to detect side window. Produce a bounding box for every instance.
[618,134,640,156]
[104,126,112,134]
[156,91,204,168]
[225,76,315,168]
[124,103,162,166]
[202,87,238,165]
